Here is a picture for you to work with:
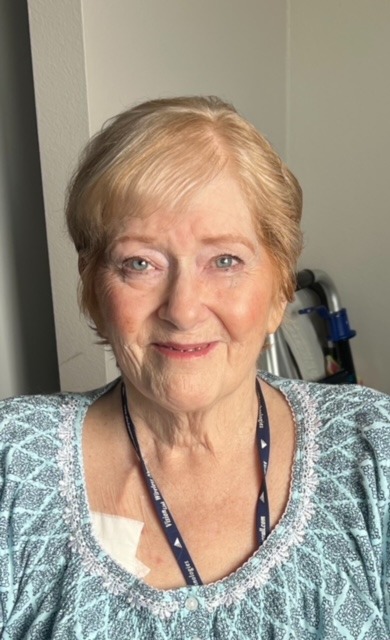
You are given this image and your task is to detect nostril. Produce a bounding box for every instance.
[157,284,207,331]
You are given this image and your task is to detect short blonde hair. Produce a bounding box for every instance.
[66,96,303,322]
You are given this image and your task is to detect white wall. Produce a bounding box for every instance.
[28,0,288,390]
[28,0,389,394]
[0,1,58,399]
[287,0,390,393]
[81,0,287,152]
[0,149,23,398]
[28,0,108,391]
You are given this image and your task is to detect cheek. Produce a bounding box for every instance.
[219,284,275,339]
[96,281,147,339]
[107,306,139,337]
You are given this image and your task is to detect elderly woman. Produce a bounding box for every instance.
[1,96,390,639]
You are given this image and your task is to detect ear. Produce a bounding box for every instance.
[78,254,107,339]
[90,310,106,339]
[86,285,106,339]
[267,295,288,335]
[78,254,87,275]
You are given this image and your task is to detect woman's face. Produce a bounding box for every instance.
[96,172,285,413]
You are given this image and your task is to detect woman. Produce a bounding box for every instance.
[1,96,389,639]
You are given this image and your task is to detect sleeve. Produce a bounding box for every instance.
[0,395,63,635]
[357,389,390,630]
[0,398,21,630]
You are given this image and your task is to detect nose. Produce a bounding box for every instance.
[157,267,209,330]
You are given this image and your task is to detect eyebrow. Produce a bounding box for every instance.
[201,234,257,252]
[115,233,257,252]
[117,233,256,251]
[116,234,156,245]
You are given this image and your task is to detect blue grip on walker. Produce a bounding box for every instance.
[299,306,356,342]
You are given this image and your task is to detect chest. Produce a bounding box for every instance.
[85,430,294,589]
[82,381,295,588]
[86,451,262,587]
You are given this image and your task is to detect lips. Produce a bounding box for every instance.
[154,342,211,352]
[152,341,216,358]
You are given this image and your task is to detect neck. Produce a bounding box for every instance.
[121,374,259,457]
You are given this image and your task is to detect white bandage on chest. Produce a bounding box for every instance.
[91,512,150,578]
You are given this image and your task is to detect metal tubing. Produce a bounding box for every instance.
[309,269,343,313]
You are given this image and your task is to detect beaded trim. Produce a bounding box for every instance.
[57,379,321,619]
[58,397,180,616]
[59,401,127,598]
[204,381,321,611]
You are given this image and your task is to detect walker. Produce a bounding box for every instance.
[260,269,357,384]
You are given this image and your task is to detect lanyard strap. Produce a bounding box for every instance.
[121,379,270,586]
[256,380,271,545]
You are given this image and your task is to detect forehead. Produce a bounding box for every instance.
[115,172,259,245]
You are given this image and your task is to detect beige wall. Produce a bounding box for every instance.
[288,0,390,393]
[28,0,288,390]
[82,0,287,152]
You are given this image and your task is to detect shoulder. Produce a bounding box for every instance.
[261,372,390,476]
[301,380,390,454]
[0,384,115,477]
[261,371,390,431]
[305,380,390,466]
[0,390,86,447]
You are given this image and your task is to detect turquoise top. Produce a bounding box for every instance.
[1,374,390,639]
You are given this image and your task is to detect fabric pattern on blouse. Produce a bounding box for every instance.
[0,373,389,639]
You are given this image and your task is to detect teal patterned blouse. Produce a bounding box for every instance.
[0,373,390,639]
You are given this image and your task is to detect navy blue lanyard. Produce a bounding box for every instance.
[121,379,270,586]
[256,380,271,545]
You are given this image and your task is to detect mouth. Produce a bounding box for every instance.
[152,342,216,358]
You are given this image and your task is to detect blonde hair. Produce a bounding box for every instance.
[66,96,303,321]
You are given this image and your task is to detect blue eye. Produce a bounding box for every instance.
[125,258,150,271]
[215,255,239,269]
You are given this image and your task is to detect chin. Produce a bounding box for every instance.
[152,377,221,414]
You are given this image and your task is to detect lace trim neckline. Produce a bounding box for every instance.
[58,374,321,618]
